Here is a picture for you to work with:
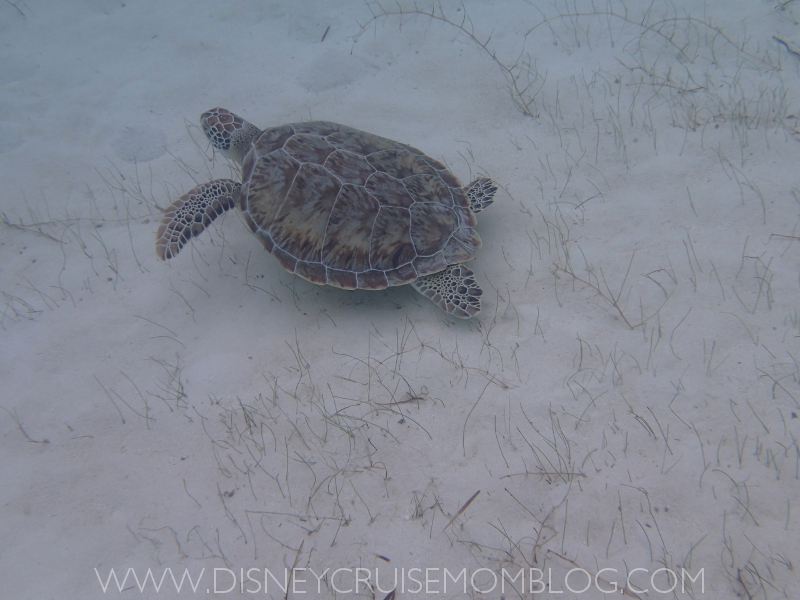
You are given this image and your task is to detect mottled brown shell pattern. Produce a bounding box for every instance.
[239,122,481,290]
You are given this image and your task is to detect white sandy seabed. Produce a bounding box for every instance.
[1,1,799,598]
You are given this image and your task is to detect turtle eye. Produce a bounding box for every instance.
[211,129,230,151]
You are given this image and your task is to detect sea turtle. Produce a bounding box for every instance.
[156,108,496,318]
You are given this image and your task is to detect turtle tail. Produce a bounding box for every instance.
[156,179,241,260]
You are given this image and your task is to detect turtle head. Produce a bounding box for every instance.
[200,107,261,165]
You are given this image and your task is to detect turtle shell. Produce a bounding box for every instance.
[238,122,481,290]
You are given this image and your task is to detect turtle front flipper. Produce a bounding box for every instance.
[466,178,497,214]
[156,179,241,260]
[411,264,482,318]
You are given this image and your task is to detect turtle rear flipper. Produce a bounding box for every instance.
[156,179,241,260]
[466,178,497,214]
[411,263,482,319]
